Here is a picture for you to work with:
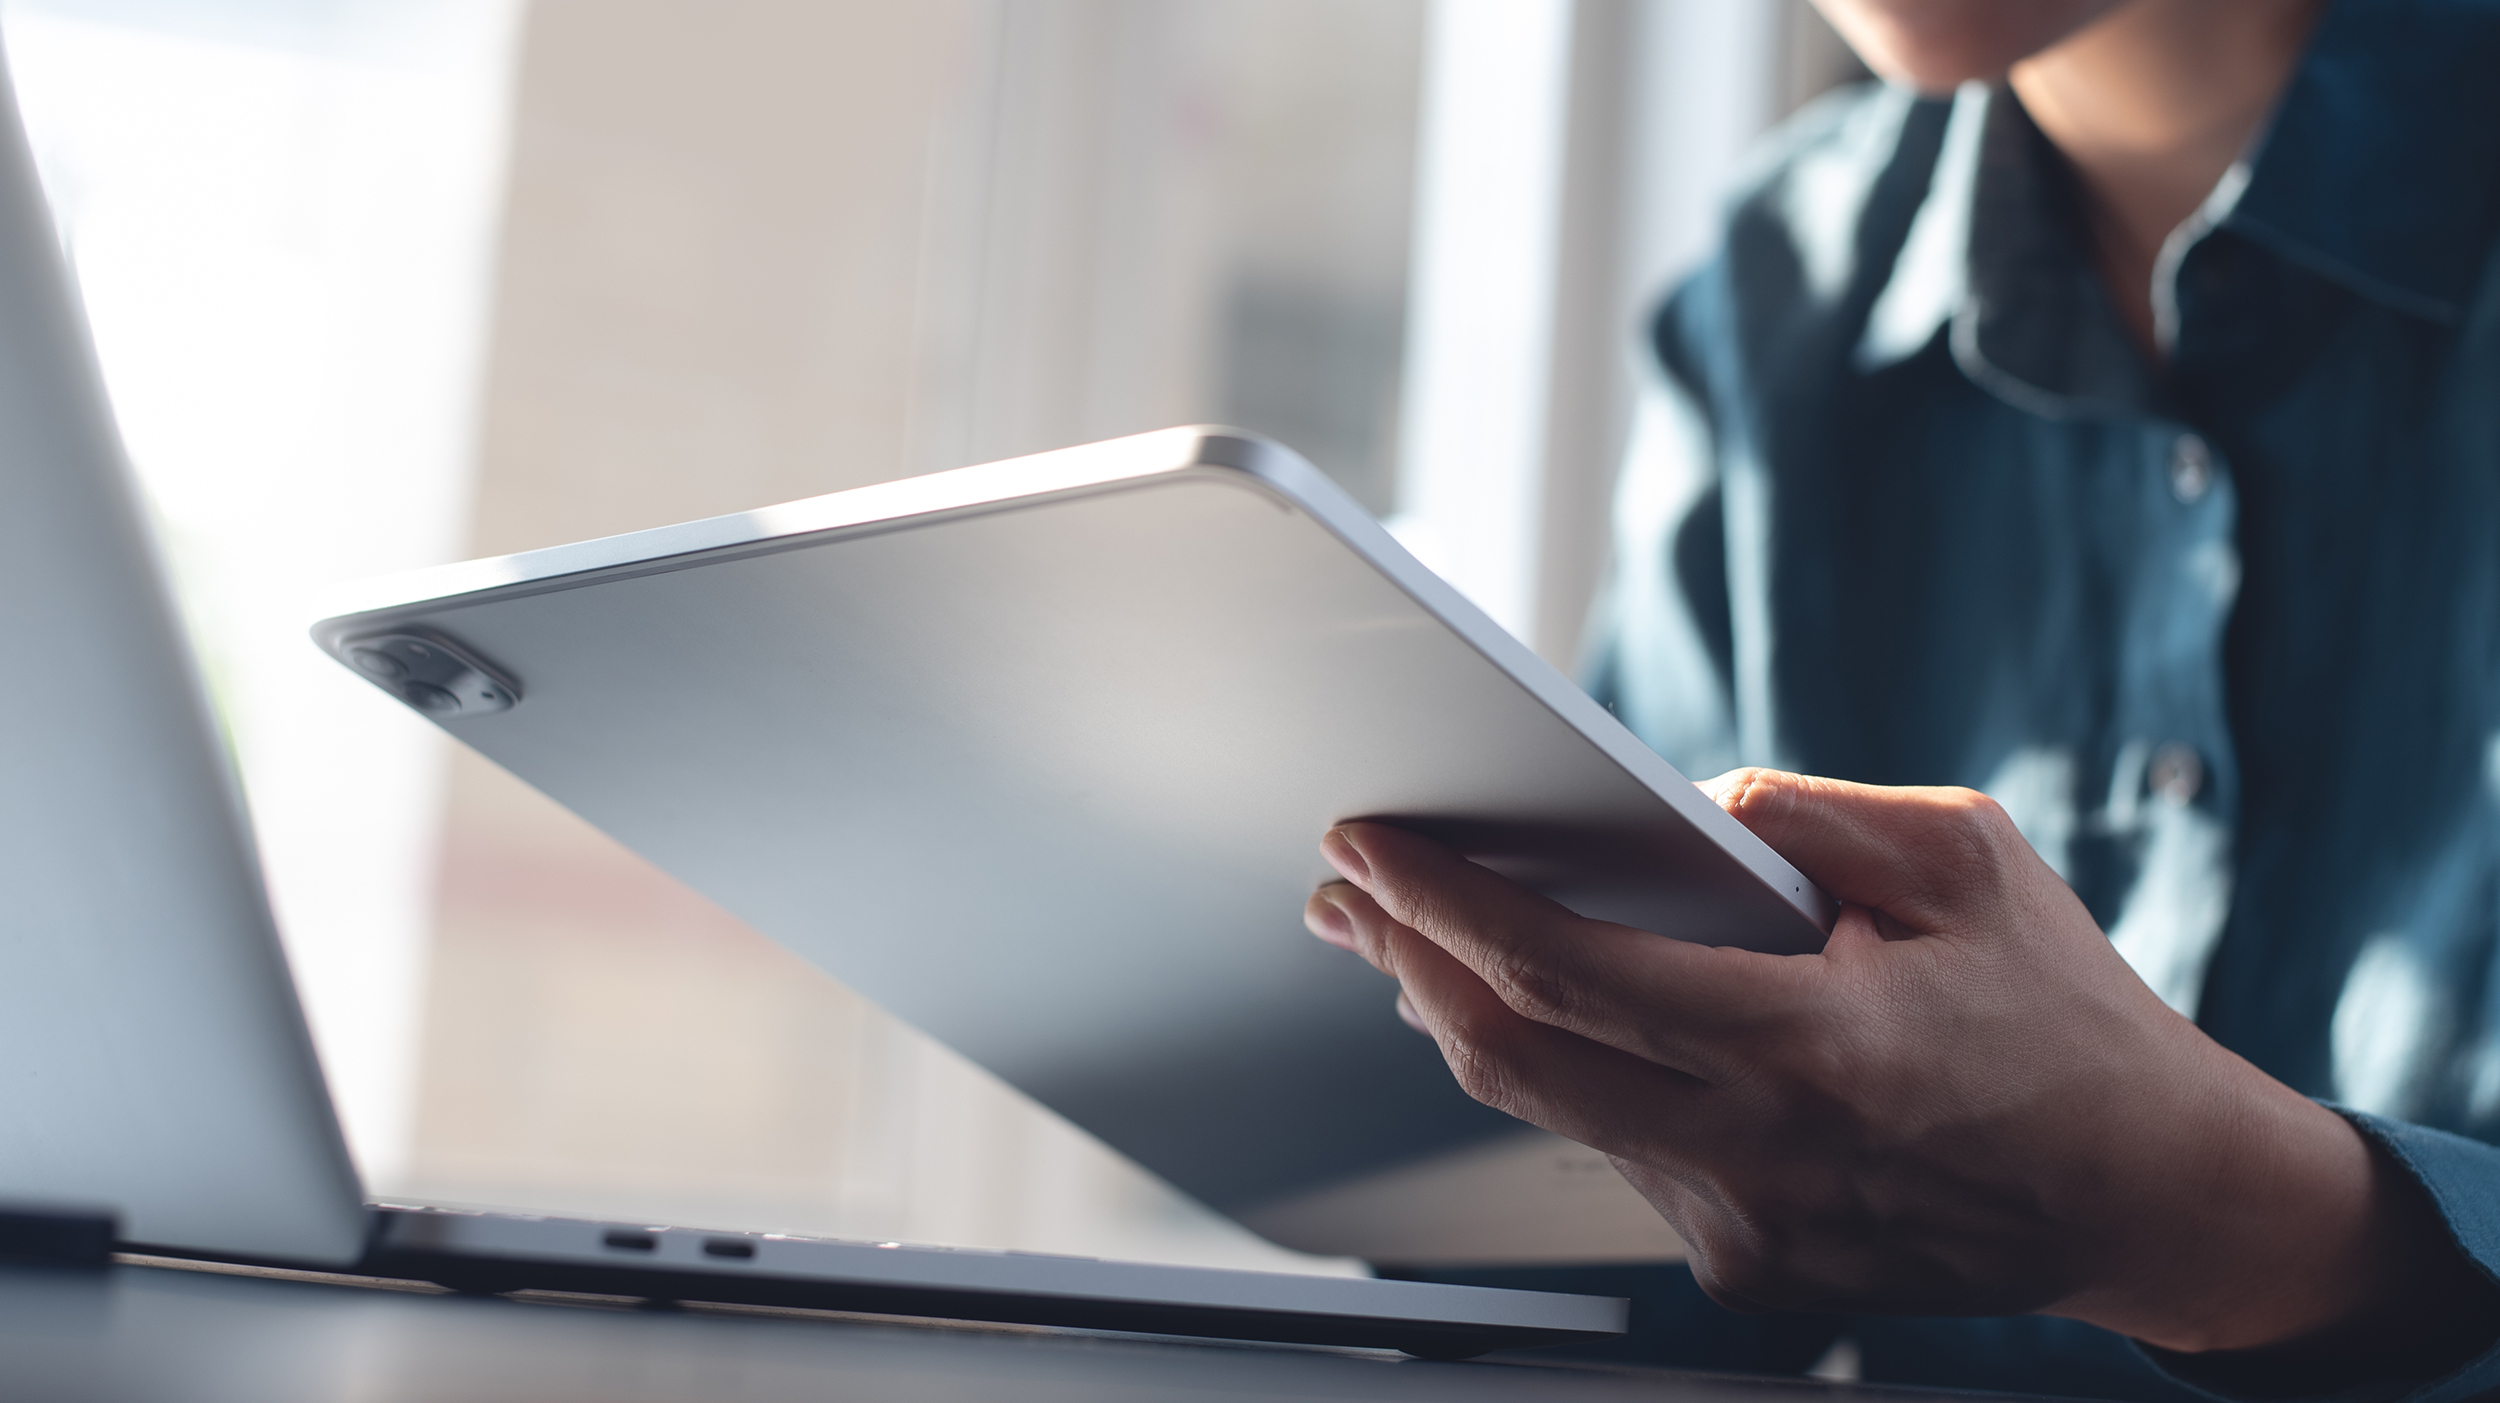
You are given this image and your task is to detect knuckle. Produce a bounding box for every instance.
[1936,787,2016,848]
[1438,1021,1529,1115]
[1923,787,2025,879]
[1444,1044,1507,1109]
[1482,947,1581,1028]
[1714,767,1791,826]
[1377,878,1464,949]
[1353,875,1419,933]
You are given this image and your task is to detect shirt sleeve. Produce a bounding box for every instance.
[2136,1113,2500,1403]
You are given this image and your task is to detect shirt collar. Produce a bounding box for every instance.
[1855,0,2500,415]
[1853,83,2152,418]
[2228,0,2500,327]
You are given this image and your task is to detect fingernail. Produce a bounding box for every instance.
[1304,888,1356,950]
[1320,828,1372,886]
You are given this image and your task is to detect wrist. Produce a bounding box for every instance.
[2065,1043,2498,1369]
[2061,1042,2387,1353]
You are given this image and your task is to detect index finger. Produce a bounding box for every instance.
[1312,879,1719,1156]
[1322,822,1815,1080]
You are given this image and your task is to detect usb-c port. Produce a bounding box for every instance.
[702,1237,756,1260]
[602,1230,658,1252]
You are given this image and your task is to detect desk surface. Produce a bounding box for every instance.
[3,1257,2030,1403]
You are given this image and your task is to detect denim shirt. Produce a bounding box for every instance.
[1577,0,2500,1395]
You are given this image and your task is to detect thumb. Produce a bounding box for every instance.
[1703,768,2031,931]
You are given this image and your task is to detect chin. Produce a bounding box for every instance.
[1809,0,2129,92]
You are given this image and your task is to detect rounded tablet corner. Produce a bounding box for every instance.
[1173,424,1289,472]
[333,626,523,720]
[1168,426,1377,528]
[1175,425,1324,486]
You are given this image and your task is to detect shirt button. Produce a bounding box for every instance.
[2169,433,2215,504]
[2149,743,2204,805]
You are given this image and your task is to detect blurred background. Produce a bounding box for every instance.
[1,0,1861,1270]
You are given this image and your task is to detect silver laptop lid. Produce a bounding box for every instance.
[0,40,367,1265]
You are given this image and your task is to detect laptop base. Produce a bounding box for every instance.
[334,1206,1624,1360]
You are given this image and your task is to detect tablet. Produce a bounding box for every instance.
[313,427,1834,1258]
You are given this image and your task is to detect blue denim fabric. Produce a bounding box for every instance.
[1554,0,2500,1395]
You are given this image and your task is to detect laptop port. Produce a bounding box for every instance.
[702,1237,757,1260]
[602,1230,658,1252]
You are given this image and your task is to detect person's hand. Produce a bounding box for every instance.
[1303,769,2471,1355]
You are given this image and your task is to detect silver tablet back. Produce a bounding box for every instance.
[0,44,368,1264]
[314,429,1831,1246]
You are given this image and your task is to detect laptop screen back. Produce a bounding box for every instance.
[0,39,367,1265]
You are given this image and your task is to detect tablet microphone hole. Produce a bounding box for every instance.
[603,1230,658,1252]
[702,1238,757,1260]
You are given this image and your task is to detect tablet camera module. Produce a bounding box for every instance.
[341,631,521,718]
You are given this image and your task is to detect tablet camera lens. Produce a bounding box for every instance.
[402,682,460,715]
[349,647,407,680]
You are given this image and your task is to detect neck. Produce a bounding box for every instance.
[2008,0,2326,358]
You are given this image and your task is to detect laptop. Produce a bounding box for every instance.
[0,53,1623,1359]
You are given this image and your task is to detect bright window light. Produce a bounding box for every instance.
[2,0,523,1184]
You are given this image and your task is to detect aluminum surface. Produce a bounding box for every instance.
[315,428,1834,1241]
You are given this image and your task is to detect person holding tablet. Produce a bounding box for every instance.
[1307,0,2500,1395]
